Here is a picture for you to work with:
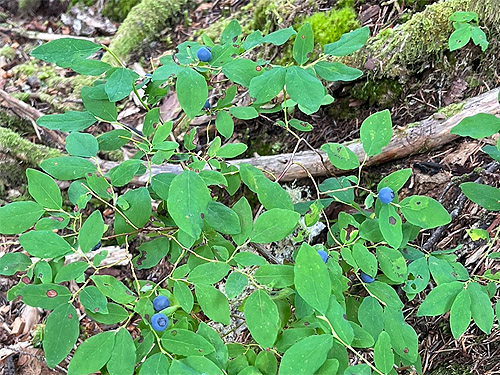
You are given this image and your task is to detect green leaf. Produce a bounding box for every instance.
[0,253,32,276]
[417,281,464,316]
[278,335,333,375]
[471,26,488,51]
[365,281,403,309]
[36,111,97,132]
[243,30,263,49]
[319,177,354,204]
[234,252,266,267]
[383,307,418,362]
[344,364,371,375]
[376,246,407,284]
[105,68,139,102]
[169,357,222,375]
[377,168,412,192]
[26,169,62,210]
[65,132,99,157]
[91,275,136,304]
[451,113,500,138]
[176,68,208,118]
[222,59,262,87]
[293,23,314,65]
[256,351,278,375]
[41,156,96,180]
[352,243,377,278]
[80,286,108,314]
[195,284,230,324]
[97,129,131,150]
[254,265,294,288]
[110,159,142,187]
[67,331,115,375]
[324,27,370,56]
[403,257,429,295]
[294,243,331,314]
[400,195,451,229]
[174,280,194,312]
[225,272,248,299]
[86,303,128,324]
[69,58,111,76]
[360,109,392,157]
[321,143,360,170]
[428,256,456,285]
[197,322,228,370]
[378,205,403,249]
[217,143,248,158]
[244,289,281,348]
[262,27,296,46]
[316,359,339,375]
[107,328,136,375]
[250,209,300,243]
[161,329,215,356]
[19,230,72,258]
[229,106,259,120]
[43,303,79,368]
[249,67,286,104]
[358,297,384,340]
[188,262,230,284]
[215,111,234,139]
[468,282,494,334]
[232,197,253,245]
[450,289,471,339]
[460,182,500,211]
[285,66,324,114]
[314,62,362,82]
[54,261,88,283]
[139,353,170,375]
[167,171,211,239]
[0,201,44,235]
[114,187,152,242]
[151,173,176,201]
[20,283,71,309]
[449,26,472,51]
[31,38,101,67]
[374,331,394,374]
[325,296,354,344]
[78,210,104,253]
[81,86,117,122]
[221,19,242,44]
[133,237,170,270]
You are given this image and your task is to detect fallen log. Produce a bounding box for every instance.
[100,87,500,182]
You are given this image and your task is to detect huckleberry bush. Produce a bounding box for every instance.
[0,16,498,375]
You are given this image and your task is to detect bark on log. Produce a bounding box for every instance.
[101,87,500,183]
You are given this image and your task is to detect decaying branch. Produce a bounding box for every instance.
[101,87,500,183]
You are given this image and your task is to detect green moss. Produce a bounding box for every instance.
[299,2,359,47]
[0,125,61,166]
[0,46,15,60]
[437,102,465,118]
[341,0,473,78]
[351,79,403,107]
[102,0,190,64]
[103,0,142,22]
[13,61,59,81]
[70,0,97,6]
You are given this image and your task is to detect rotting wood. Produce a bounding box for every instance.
[101,87,500,183]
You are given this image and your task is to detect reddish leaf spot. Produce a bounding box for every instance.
[171,330,178,336]
[201,213,205,219]
[22,276,30,284]
[46,290,58,298]
[94,308,99,312]
[301,34,305,39]
[256,66,262,72]
[389,216,397,225]
[106,187,112,194]
[87,173,93,177]
[68,314,73,319]
[404,347,409,354]
[74,205,79,212]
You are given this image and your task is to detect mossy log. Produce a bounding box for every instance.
[102,0,190,64]
[100,87,500,182]
[341,0,498,80]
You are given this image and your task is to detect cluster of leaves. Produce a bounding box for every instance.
[448,11,488,52]
[0,16,499,375]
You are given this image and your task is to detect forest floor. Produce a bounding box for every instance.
[1,0,500,374]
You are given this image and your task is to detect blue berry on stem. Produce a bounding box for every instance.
[360,272,375,283]
[197,47,212,62]
[317,250,328,263]
[153,295,170,311]
[378,187,395,204]
[203,100,211,109]
[151,313,169,331]
[92,241,101,251]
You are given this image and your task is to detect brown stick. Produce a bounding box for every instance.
[101,87,500,183]
[0,89,65,146]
